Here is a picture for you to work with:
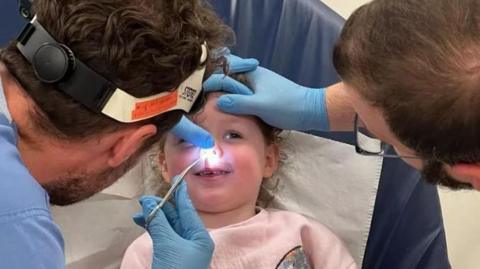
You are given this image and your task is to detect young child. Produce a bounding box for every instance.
[121,76,357,269]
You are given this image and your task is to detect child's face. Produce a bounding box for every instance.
[159,92,279,213]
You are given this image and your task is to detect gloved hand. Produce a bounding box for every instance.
[133,180,213,269]
[171,54,259,148]
[217,66,329,131]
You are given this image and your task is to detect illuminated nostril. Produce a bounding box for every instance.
[200,146,222,165]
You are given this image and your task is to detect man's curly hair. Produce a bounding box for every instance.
[0,0,233,145]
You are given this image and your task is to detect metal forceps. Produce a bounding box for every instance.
[145,158,201,226]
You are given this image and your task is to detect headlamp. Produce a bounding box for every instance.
[16,16,207,123]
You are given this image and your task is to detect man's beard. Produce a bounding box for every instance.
[42,157,138,206]
[422,158,473,190]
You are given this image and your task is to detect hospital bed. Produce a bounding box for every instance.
[1,0,450,268]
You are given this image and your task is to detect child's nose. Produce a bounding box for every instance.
[211,144,223,158]
[202,143,223,166]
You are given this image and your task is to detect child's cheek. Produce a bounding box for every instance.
[169,148,198,175]
[231,150,252,170]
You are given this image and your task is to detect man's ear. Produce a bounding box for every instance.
[263,144,280,178]
[449,163,480,188]
[107,124,157,168]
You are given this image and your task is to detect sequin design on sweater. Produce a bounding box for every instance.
[276,246,311,269]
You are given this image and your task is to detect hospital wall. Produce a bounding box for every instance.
[322,1,480,269]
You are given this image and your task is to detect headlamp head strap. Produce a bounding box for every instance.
[16,16,207,122]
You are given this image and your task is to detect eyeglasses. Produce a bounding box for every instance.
[354,114,419,159]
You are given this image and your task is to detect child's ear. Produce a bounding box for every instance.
[158,153,171,183]
[263,144,280,178]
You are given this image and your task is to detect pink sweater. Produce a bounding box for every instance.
[121,209,357,269]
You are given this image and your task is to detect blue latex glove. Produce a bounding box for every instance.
[217,66,329,131]
[171,54,259,148]
[133,180,213,269]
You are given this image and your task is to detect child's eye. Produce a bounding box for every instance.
[224,131,242,140]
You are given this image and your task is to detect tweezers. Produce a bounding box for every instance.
[145,158,201,227]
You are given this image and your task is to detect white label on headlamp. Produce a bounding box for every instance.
[100,43,207,123]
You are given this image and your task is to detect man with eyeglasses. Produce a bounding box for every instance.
[202,0,480,191]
